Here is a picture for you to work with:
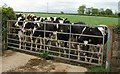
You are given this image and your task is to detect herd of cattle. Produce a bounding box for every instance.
[12,13,108,58]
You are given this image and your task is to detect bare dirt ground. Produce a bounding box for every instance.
[1,50,88,73]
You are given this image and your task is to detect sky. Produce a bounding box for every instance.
[0,0,119,13]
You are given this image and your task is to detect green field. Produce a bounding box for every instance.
[26,13,118,26]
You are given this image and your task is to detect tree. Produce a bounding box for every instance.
[98,8,105,16]
[77,5,86,15]
[91,8,99,15]
[85,8,92,15]
[1,6,16,50]
[60,11,64,14]
[105,9,113,16]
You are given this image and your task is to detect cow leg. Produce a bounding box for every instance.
[48,37,52,51]
[18,31,23,49]
[77,44,80,60]
[64,42,68,57]
[55,33,58,46]
[75,36,78,54]
[19,38,22,49]
[85,56,88,62]
[29,34,33,51]
[18,35,21,49]
[52,32,58,46]
[58,41,61,57]
[24,34,26,50]
[35,38,38,51]
[71,36,76,48]
[98,44,102,64]
[49,37,52,48]
[46,38,49,52]
[40,37,42,50]
[31,40,33,51]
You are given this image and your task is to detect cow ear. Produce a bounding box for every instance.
[65,18,67,20]
[37,17,40,20]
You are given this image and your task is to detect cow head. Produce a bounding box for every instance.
[15,15,25,27]
[80,26,108,45]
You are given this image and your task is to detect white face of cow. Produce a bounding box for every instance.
[98,27,105,35]
[56,24,59,29]
[47,17,51,21]
[33,27,37,34]
[54,17,57,21]
[59,20,64,24]
[21,22,27,33]
[34,17,37,21]
[84,40,88,46]
[15,17,22,27]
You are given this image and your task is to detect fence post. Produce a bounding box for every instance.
[105,26,113,71]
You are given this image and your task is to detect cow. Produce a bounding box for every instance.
[21,16,46,50]
[55,18,71,56]
[14,14,25,49]
[87,25,108,45]
[74,24,108,61]
[15,14,43,50]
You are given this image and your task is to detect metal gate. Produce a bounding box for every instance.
[6,20,109,66]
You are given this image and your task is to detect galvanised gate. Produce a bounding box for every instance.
[6,20,111,68]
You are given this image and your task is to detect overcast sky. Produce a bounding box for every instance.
[0,0,119,13]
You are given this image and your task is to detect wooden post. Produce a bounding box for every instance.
[106,26,113,71]
[108,26,113,71]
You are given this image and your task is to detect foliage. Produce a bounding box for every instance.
[105,9,113,16]
[88,65,107,72]
[98,8,105,16]
[85,8,92,15]
[2,6,16,26]
[78,5,114,17]
[1,6,16,49]
[91,8,99,15]
[78,5,86,15]
[60,11,64,14]
[40,51,52,60]
[113,25,120,34]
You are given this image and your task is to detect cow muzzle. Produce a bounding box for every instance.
[84,41,88,46]
[22,28,26,33]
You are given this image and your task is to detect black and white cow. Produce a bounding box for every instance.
[76,25,108,46]
[75,24,108,61]
[87,25,108,45]
[55,18,71,55]
[22,16,47,50]
[15,14,25,49]
[15,13,43,50]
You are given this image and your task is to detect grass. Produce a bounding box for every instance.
[88,65,107,72]
[23,12,118,26]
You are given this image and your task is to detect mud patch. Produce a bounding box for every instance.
[11,58,87,72]
[11,58,55,72]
